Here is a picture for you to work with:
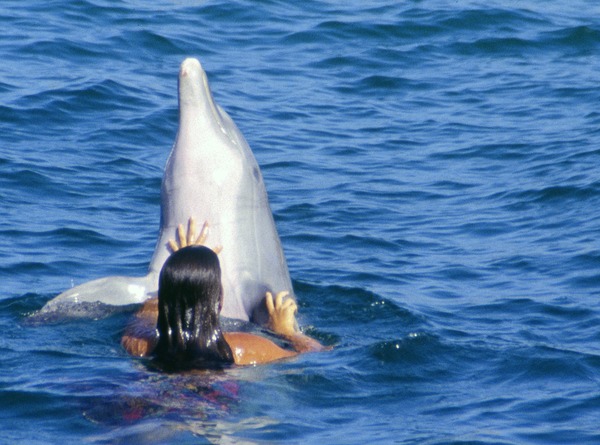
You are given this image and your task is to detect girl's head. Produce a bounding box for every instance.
[154,245,233,370]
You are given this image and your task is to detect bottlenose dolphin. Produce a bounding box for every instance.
[40,58,293,323]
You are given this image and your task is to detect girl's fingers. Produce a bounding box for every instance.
[282,298,296,311]
[167,239,178,253]
[194,220,210,245]
[187,217,197,244]
[265,291,275,314]
[274,291,289,308]
[168,219,216,253]
[276,291,290,300]
[177,224,187,247]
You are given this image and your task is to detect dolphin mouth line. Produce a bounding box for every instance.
[201,73,234,144]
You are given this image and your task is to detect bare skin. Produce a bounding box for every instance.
[121,218,326,365]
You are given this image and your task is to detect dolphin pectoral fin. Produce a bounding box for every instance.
[39,274,156,316]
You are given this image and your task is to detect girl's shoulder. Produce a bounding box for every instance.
[223,332,296,365]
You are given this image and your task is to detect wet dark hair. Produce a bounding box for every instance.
[153,246,234,371]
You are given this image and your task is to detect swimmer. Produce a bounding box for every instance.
[122,220,326,369]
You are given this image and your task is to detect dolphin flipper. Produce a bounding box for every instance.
[38,274,155,317]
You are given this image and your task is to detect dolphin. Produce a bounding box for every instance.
[39,57,293,324]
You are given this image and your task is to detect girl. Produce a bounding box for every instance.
[122,245,325,369]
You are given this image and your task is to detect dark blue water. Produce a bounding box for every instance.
[1,0,600,443]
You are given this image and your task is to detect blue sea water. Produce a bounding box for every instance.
[1,0,600,443]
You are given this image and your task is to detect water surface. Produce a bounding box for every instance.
[1,1,599,443]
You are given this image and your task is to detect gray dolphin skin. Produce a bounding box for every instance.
[40,58,293,323]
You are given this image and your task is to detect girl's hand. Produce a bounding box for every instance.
[265,291,298,337]
[167,217,222,254]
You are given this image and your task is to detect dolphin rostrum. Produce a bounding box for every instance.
[40,58,293,323]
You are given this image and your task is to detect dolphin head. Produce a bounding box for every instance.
[178,58,219,117]
[176,57,235,150]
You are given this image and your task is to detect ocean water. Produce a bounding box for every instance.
[1,0,599,443]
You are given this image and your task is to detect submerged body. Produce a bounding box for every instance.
[40,58,293,324]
